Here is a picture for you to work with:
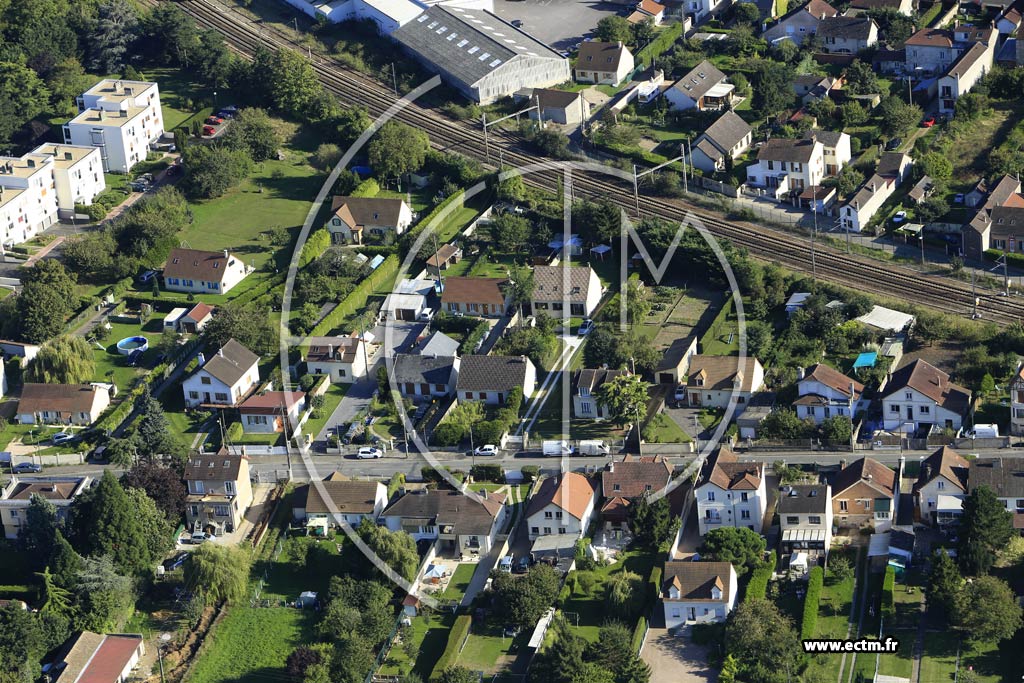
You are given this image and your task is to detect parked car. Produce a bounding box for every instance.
[89,446,109,464]
[892,210,908,224]
[202,125,216,136]
[216,109,235,119]
[885,137,903,151]
[206,115,225,125]
[357,447,384,459]
[674,385,687,402]
[921,116,936,127]
[498,555,514,573]
[418,308,435,322]
[12,462,42,474]
[220,104,239,114]
[51,432,74,445]
[514,556,531,573]
[138,269,158,283]
[190,531,213,544]
[542,440,574,456]
[474,444,498,456]
[163,552,189,571]
[577,319,594,336]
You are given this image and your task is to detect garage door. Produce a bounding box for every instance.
[658,373,675,384]
[396,308,416,321]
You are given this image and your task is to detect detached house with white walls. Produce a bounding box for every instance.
[574,41,635,86]
[304,336,369,383]
[1010,362,1024,436]
[968,458,1024,530]
[685,0,733,22]
[696,448,767,535]
[392,354,459,401]
[293,477,388,528]
[573,368,626,420]
[839,152,914,232]
[181,339,260,408]
[526,473,596,540]
[530,265,603,318]
[162,248,252,296]
[880,358,971,432]
[382,488,508,555]
[661,561,737,629]
[793,363,864,424]
[818,15,878,54]
[665,61,735,111]
[829,457,897,530]
[184,453,254,535]
[327,196,413,245]
[238,391,306,434]
[1,476,91,540]
[938,41,995,116]
[682,355,764,410]
[64,79,164,174]
[763,0,839,44]
[17,383,111,426]
[745,137,825,197]
[690,111,753,174]
[913,446,969,527]
[804,129,851,176]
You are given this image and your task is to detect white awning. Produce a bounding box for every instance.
[868,532,891,557]
[706,82,735,98]
[936,494,964,512]
[782,528,826,543]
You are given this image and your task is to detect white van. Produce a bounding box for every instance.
[542,440,575,456]
[965,424,999,438]
[578,440,610,456]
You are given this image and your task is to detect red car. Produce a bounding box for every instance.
[206,115,224,125]
[921,116,936,127]
[202,125,216,136]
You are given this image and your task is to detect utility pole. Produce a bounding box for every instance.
[810,184,818,281]
[391,63,398,97]
[481,113,490,165]
[632,164,641,218]
[919,231,925,265]
[972,268,979,318]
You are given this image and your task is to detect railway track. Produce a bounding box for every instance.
[174,0,1024,325]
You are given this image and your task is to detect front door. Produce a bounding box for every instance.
[203,392,211,403]
[906,406,913,420]
[688,607,696,621]
[690,393,701,406]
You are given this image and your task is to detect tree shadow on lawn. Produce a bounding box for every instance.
[413,613,457,679]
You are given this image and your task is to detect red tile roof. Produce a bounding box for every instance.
[527,473,595,521]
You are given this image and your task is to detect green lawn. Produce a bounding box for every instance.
[562,550,659,642]
[699,298,739,356]
[302,383,349,440]
[439,563,476,602]
[919,632,1003,683]
[90,317,166,393]
[644,413,690,443]
[877,629,916,679]
[379,611,456,678]
[458,623,529,673]
[802,548,859,681]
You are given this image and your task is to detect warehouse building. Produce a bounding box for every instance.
[391,6,570,104]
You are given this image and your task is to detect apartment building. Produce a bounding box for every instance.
[64,79,164,174]
[0,153,58,246]
[32,143,106,215]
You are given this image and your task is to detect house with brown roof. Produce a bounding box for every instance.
[600,456,673,535]
[162,248,251,296]
[440,276,510,317]
[184,453,254,536]
[745,137,826,197]
[304,335,369,383]
[763,0,839,45]
[819,15,878,54]
[573,368,626,419]
[637,0,667,23]
[968,458,1024,533]
[904,25,996,76]
[880,359,971,432]
[526,472,596,540]
[682,355,765,410]
[530,265,603,317]
[913,446,970,527]
[690,111,753,174]
[327,196,413,245]
[1,476,91,539]
[664,61,735,111]
[574,41,635,86]
[695,448,767,535]
[661,561,737,628]
[848,0,912,15]
[238,390,306,434]
[382,487,508,555]
[655,336,698,385]
[181,339,260,408]
[794,363,864,424]
[17,383,112,426]
[52,632,145,683]
[829,457,897,530]
[180,302,215,334]
[426,243,462,276]
[293,476,388,528]
[963,175,1023,259]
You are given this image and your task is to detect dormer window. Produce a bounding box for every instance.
[710,586,722,600]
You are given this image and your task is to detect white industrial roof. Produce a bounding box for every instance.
[362,0,424,24]
[856,305,916,332]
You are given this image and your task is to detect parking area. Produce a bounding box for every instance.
[491,0,624,49]
[641,628,715,683]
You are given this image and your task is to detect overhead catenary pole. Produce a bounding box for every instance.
[810,184,818,281]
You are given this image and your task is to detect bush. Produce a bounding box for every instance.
[631,616,648,653]
[469,464,503,482]
[226,421,244,443]
[77,203,108,222]
[459,320,489,355]
[474,419,506,445]
[432,422,465,447]
[430,615,472,681]
[801,566,824,639]
[881,566,896,620]
[520,465,539,483]
[421,467,446,483]
[351,178,380,197]
[299,228,332,268]
[648,565,663,604]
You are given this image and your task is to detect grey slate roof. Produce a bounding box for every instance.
[818,15,875,40]
[757,137,818,163]
[670,60,728,101]
[876,152,910,178]
[383,488,505,535]
[200,339,258,386]
[457,355,531,392]
[393,354,457,386]
[574,368,625,394]
[420,331,460,357]
[778,485,830,514]
[969,458,1024,498]
[698,111,752,158]
[532,265,596,302]
[803,128,845,148]
[391,6,563,88]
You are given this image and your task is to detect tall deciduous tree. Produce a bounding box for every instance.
[367,121,429,183]
[491,213,531,253]
[878,95,922,140]
[699,527,766,575]
[724,599,802,683]
[958,485,1014,575]
[605,570,645,620]
[224,107,281,162]
[185,543,252,605]
[595,16,632,43]
[0,61,51,142]
[596,373,650,430]
[954,575,1023,643]
[356,520,419,582]
[439,667,477,683]
[74,555,135,632]
[492,564,561,630]
[88,0,139,73]
[122,461,186,520]
[19,494,60,564]
[0,602,46,683]
[24,336,96,384]
[203,301,277,355]
[124,487,175,561]
[16,259,77,343]
[629,493,677,550]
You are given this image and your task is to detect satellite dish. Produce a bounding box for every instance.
[160,633,172,643]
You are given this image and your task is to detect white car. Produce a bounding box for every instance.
[674,386,687,402]
[357,447,384,459]
[418,308,435,322]
[474,444,498,456]
[892,211,908,224]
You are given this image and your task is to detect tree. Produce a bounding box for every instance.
[820,415,852,444]
[917,152,953,183]
[357,520,419,582]
[0,61,51,142]
[203,301,278,355]
[927,550,962,622]
[224,107,281,162]
[124,488,175,561]
[492,564,561,630]
[752,61,794,119]
[759,409,810,439]
[837,101,868,127]
[954,575,1023,643]
[723,599,803,683]
[605,570,645,619]
[248,47,331,118]
[0,602,46,683]
[24,336,96,384]
[596,373,650,429]
[631,17,656,46]
[773,460,802,484]
[312,143,342,170]
[502,264,535,318]
[491,213,531,253]
[134,386,185,460]
[69,471,154,575]
[699,527,766,575]
[625,277,651,324]
[35,567,73,617]
[497,174,526,202]
[878,96,922,140]
[915,198,949,223]
[958,485,1014,575]
[181,144,253,199]
[75,555,135,632]
[16,260,77,343]
[367,121,430,183]
[50,531,83,588]
[595,16,631,43]
[122,461,186,520]
[185,543,252,604]
[88,0,140,73]
[734,2,761,24]
[439,667,477,683]
[629,493,677,550]
[192,28,233,88]
[866,8,915,44]
[844,60,881,95]
[825,165,865,198]
[19,494,60,565]
[954,92,989,121]
[826,554,854,584]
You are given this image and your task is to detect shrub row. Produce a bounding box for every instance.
[430,614,472,681]
[351,177,380,197]
[801,566,824,640]
[309,254,399,337]
[458,319,489,355]
[881,566,896,620]
[520,465,539,482]
[469,464,504,482]
[402,190,465,252]
[631,615,648,654]
[744,550,778,603]
[299,228,332,269]
[634,21,684,66]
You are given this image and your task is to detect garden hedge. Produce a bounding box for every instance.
[648,566,663,604]
[881,566,896,620]
[430,614,472,681]
[635,21,684,66]
[631,616,648,653]
[744,551,777,603]
[298,228,332,268]
[801,566,824,640]
[469,464,503,482]
[308,254,399,336]
[351,178,380,197]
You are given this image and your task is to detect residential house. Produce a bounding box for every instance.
[745,137,825,197]
[996,4,1023,34]
[655,336,698,385]
[695,448,767,535]
[964,174,1024,258]
[304,336,369,383]
[762,0,839,44]
[238,391,306,434]
[1010,362,1024,436]
[162,248,251,296]
[440,276,510,316]
[665,61,735,111]
[293,477,388,528]
[908,175,936,204]
[392,354,459,401]
[0,153,59,244]
[184,453,254,535]
[17,383,111,426]
[63,79,164,173]
[181,339,260,408]
[456,355,536,405]
[1,476,90,539]
[839,152,914,232]
[32,143,106,216]
[384,278,436,321]
[0,340,40,362]
[778,484,833,560]
[848,0,912,13]
[969,458,1024,532]
[682,355,765,410]
[793,363,864,424]
[526,472,596,540]
[573,368,627,419]
[879,358,971,432]
[904,25,996,76]
[661,561,737,628]
[792,75,841,104]
[419,330,460,357]
[818,15,878,54]
[521,88,591,126]
[382,487,508,555]
[530,265,603,317]
[829,457,897,530]
[938,41,995,115]
[179,302,215,334]
[690,111,754,174]
[804,129,851,176]
[685,0,733,21]
[327,196,413,244]
[913,446,970,527]
[426,243,462,276]
[600,455,673,535]
[574,41,635,86]
[636,0,667,23]
[53,632,145,683]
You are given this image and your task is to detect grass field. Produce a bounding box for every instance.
[379,611,456,678]
[301,383,349,440]
[90,317,165,392]
[459,623,529,674]
[562,550,658,642]
[644,413,691,443]
[438,563,476,602]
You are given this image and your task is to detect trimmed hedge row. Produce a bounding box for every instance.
[801,566,824,640]
[744,551,778,603]
[299,228,332,269]
[403,190,466,251]
[881,566,896,620]
[430,614,472,681]
[631,616,648,654]
[635,21,685,66]
[648,565,663,605]
[308,254,399,336]
[469,464,504,482]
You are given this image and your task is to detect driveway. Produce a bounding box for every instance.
[641,628,715,683]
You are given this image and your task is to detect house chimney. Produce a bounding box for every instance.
[797,366,806,380]
[840,459,847,470]
[609,461,615,473]
[328,344,334,356]
[218,348,224,357]
[223,249,229,258]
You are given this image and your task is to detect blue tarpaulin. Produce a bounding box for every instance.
[853,352,878,369]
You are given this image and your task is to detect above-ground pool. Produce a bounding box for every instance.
[116,336,149,356]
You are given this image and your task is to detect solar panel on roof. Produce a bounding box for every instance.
[447,32,457,40]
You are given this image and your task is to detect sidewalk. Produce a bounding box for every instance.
[22,236,65,267]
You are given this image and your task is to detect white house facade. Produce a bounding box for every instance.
[64,79,164,174]
[662,561,737,629]
[695,449,767,535]
[181,340,260,408]
[526,473,596,540]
